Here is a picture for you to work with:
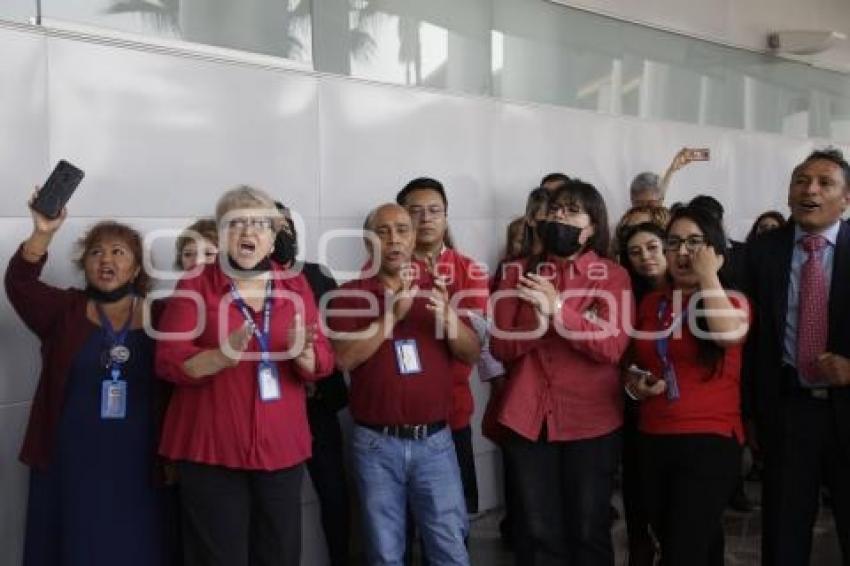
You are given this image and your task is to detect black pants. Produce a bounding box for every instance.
[505,428,622,566]
[639,433,741,566]
[306,407,351,566]
[761,395,850,566]
[622,404,655,566]
[452,426,480,515]
[178,462,304,566]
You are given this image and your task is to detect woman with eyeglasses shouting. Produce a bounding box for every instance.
[626,205,750,566]
[155,185,334,566]
[491,180,632,566]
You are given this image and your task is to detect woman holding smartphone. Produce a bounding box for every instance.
[626,205,749,566]
[6,192,165,566]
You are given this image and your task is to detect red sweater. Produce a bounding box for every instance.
[5,247,105,469]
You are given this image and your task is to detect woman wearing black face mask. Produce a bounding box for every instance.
[270,203,352,566]
[6,191,167,566]
[491,181,633,566]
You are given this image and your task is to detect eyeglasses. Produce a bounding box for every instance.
[407,205,445,218]
[664,236,706,252]
[228,217,273,231]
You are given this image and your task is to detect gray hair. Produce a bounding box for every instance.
[215,185,280,224]
[629,172,661,196]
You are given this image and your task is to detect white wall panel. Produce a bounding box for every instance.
[45,37,320,220]
[1,21,846,566]
[0,403,31,566]
[490,102,627,219]
[0,27,48,216]
[317,77,494,221]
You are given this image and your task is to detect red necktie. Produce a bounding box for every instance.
[797,235,828,384]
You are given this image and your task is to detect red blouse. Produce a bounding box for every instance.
[632,289,748,442]
[155,262,334,471]
[490,252,632,442]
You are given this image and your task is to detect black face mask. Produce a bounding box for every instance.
[272,230,297,266]
[226,255,272,274]
[86,282,135,304]
[537,220,584,257]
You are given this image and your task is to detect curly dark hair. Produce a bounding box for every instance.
[75,220,150,295]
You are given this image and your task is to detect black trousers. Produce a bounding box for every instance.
[504,428,622,566]
[622,404,655,566]
[306,406,351,566]
[452,426,480,515]
[761,395,850,566]
[178,462,304,566]
[639,433,741,566]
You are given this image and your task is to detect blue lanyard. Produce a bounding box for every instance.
[229,280,273,363]
[655,297,682,402]
[96,298,135,380]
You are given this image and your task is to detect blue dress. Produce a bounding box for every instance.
[23,326,165,566]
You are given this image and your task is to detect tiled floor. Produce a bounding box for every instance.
[466,481,843,565]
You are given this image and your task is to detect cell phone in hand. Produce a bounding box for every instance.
[628,365,657,384]
[686,148,710,161]
[31,160,85,219]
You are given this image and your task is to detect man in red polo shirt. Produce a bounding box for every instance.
[396,177,489,518]
[327,203,480,566]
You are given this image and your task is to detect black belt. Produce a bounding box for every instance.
[781,364,831,401]
[357,421,446,440]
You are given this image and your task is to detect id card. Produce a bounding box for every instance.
[394,339,423,375]
[257,362,281,402]
[101,380,127,419]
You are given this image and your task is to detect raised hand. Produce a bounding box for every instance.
[29,186,67,235]
[390,263,419,322]
[221,321,253,366]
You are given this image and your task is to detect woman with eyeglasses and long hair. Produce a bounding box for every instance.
[155,185,334,566]
[491,180,632,566]
[626,205,749,566]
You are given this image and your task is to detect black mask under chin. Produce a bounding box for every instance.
[86,282,135,304]
[537,220,584,257]
[226,255,272,274]
[272,231,297,266]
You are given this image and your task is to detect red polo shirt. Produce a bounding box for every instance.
[490,252,632,442]
[326,271,461,425]
[413,248,489,430]
[633,290,747,442]
[155,261,335,471]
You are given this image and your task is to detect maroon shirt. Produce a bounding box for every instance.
[156,261,334,471]
[326,272,459,425]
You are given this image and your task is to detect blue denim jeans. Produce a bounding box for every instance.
[351,424,470,566]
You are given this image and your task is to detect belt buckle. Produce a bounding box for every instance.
[412,424,427,440]
[811,388,829,400]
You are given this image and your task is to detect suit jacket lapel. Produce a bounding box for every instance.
[828,220,850,349]
[772,224,795,347]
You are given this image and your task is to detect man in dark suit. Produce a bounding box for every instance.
[743,148,850,565]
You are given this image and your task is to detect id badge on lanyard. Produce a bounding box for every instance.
[97,300,134,420]
[656,298,682,402]
[230,281,282,403]
[102,368,128,419]
[394,339,423,375]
